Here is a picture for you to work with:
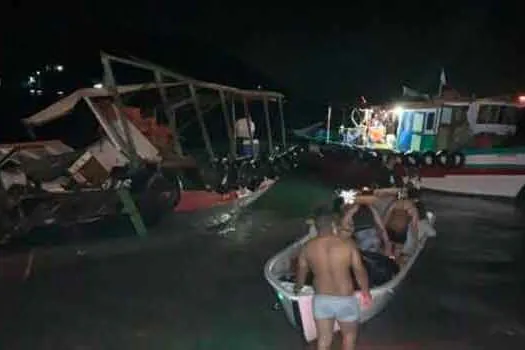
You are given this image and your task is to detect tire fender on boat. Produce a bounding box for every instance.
[421,151,436,167]
[435,150,452,168]
[402,151,420,167]
[393,152,404,165]
[449,152,466,168]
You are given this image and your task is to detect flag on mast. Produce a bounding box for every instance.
[440,68,447,86]
[438,68,447,97]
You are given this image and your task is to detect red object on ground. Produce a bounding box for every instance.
[174,190,239,212]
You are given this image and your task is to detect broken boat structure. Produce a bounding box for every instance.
[0,52,301,251]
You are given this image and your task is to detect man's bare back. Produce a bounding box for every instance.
[294,216,371,350]
[303,235,357,296]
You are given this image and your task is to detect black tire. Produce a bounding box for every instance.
[450,152,466,168]
[393,152,404,165]
[435,150,452,168]
[380,151,392,165]
[137,171,182,225]
[421,151,436,167]
[403,151,420,167]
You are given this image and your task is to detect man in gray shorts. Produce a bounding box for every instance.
[294,215,372,350]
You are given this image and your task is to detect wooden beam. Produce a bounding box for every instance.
[242,96,255,154]
[188,84,215,161]
[278,97,287,149]
[219,90,236,159]
[101,56,140,168]
[154,71,183,157]
[262,97,274,152]
[101,52,285,100]
[83,97,129,156]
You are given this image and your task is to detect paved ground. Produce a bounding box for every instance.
[0,178,524,349]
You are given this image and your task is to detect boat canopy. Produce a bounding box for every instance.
[22,83,185,127]
[22,78,285,128]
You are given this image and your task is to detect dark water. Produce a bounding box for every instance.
[0,178,524,349]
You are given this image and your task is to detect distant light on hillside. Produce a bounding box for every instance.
[57,90,64,95]
[56,65,64,72]
[93,83,103,89]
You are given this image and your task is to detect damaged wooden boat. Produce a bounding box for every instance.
[6,52,300,244]
[264,192,437,342]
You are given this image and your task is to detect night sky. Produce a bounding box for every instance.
[3,1,525,137]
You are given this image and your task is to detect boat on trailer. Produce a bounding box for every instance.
[264,194,437,342]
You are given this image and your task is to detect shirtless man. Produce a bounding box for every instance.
[383,196,420,263]
[294,215,372,350]
[334,193,393,256]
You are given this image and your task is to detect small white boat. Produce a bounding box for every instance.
[264,197,437,342]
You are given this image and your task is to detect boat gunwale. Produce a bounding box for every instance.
[264,214,435,302]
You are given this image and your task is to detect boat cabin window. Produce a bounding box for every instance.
[451,106,468,124]
[477,104,518,125]
[500,106,518,125]
[424,112,436,132]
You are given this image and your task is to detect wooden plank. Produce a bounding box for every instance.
[116,188,147,238]
[188,84,216,161]
[154,71,184,157]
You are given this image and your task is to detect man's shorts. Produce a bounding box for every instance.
[313,294,360,322]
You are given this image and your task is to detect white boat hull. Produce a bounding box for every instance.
[419,174,525,198]
[264,202,436,342]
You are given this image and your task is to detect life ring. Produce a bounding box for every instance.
[402,151,420,167]
[449,152,466,168]
[435,150,452,168]
[421,151,436,167]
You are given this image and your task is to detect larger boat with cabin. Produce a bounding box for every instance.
[294,94,525,206]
